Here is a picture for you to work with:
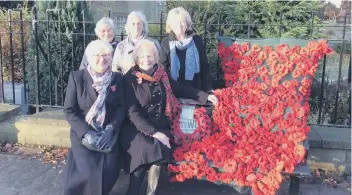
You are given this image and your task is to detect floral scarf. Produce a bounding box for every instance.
[132,64,181,120]
[85,65,112,130]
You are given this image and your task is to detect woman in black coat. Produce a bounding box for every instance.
[159,7,212,92]
[63,40,125,195]
[120,39,218,195]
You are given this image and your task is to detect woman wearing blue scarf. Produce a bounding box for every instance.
[159,7,213,92]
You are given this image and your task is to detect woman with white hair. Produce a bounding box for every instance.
[79,17,119,70]
[112,11,160,74]
[120,39,218,195]
[63,40,125,195]
[159,7,212,92]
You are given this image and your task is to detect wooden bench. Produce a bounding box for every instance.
[173,98,311,195]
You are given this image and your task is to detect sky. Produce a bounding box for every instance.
[327,0,342,8]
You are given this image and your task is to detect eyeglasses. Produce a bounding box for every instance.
[98,27,113,34]
[92,54,111,58]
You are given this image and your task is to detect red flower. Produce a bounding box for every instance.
[110,85,116,92]
[169,40,333,195]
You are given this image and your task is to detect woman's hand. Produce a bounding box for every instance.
[207,94,218,106]
[96,124,115,150]
[152,132,171,149]
[82,130,103,149]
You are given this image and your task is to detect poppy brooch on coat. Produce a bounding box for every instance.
[110,85,116,92]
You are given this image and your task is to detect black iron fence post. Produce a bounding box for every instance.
[318,55,327,124]
[279,11,283,38]
[333,14,347,123]
[217,13,222,82]
[248,13,251,38]
[58,6,64,106]
[203,23,207,48]
[310,12,314,39]
[120,32,124,41]
[20,10,27,105]
[46,10,52,105]
[72,34,75,72]
[83,10,86,49]
[32,6,41,113]
[8,9,15,104]
[159,12,163,42]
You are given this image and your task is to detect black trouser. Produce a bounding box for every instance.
[126,163,163,195]
[126,165,149,195]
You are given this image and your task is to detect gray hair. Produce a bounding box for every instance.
[125,11,149,36]
[95,17,115,35]
[132,39,159,65]
[85,40,114,57]
[166,7,193,33]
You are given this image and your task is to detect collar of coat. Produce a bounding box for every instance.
[167,30,195,41]
[161,30,195,52]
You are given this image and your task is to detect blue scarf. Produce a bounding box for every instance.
[169,36,200,81]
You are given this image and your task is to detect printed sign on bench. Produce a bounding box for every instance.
[180,105,197,134]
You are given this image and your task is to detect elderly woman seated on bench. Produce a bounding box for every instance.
[119,39,218,195]
[63,40,125,195]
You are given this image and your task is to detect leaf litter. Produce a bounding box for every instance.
[0,141,68,168]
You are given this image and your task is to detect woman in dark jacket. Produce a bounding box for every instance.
[159,7,212,92]
[120,39,218,195]
[63,40,125,195]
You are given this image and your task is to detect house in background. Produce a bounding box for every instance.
[88,1,166,36]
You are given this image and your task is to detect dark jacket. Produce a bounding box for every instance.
[63,69,124,195]
[79,39,118,70]
[159,31,212,92]
[120,65,209,173]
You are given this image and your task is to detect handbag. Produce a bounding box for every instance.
[81,122,118,153]
[81,133,117,153]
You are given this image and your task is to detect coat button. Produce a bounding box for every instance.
[157,103,160,106]
[150,104,153,106]
[156,114,159,117]
[152,94,155,97]
[158,92,161,95]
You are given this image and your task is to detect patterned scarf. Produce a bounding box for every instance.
[169,34,200,81]
[132,65,181,120]
[126,33,147,53]
[85,65,112,130]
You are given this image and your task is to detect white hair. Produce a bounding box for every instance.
[166,7,193,33]
[132,39,159,65]
[125,11,149,36]
[95,17,115,35]
[85,40,113,57]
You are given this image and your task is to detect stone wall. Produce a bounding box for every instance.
[308,126,351,174]
[0,106,351,175]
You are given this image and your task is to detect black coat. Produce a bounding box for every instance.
[79,40,118,70]
[120,65,209,173]
[63,69,124,195]
[159,32,212,92]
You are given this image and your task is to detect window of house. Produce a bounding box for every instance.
[115,16,127,36]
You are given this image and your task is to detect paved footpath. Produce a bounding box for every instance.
[0,153,350,195]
